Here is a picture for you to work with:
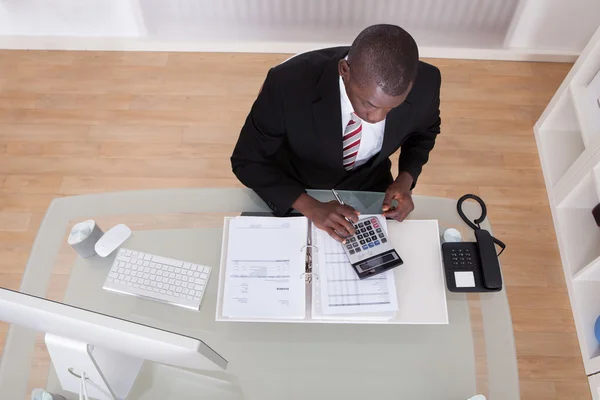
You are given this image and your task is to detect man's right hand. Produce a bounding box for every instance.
[292,194,360,243]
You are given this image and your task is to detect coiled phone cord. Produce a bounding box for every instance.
[457,194,506,256]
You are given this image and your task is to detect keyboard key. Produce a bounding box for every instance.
[152,255,183,268]
[125,250,132,256]
[187,270,194,276]
[182,282,188,288]
[132,251,139,257]
[183,262,191,270]
[143,261,150,267]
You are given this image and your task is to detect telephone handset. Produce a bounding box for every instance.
[442,194,506,292]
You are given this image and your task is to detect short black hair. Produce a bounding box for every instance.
[347,24,419,96]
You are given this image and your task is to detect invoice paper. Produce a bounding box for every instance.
[314,215,399,315]
[222,216,308,319]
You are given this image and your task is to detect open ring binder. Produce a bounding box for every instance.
[300,244,318,253]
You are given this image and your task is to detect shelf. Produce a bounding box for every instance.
[539,129,585,187]
[572,84,600,150]
[573,281,600,369]
[537,90,586,188]
[540,90,580,132]
[557,173,600,276]
[574,255,600,282]
[590,372,600,400]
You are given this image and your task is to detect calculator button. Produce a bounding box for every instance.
[362,245,369,250]
[376,228,382,233]
[360,228,367,233]
[378,233,385,238]
[346,244,353,249]
[358,223,364,228]
[374,240,380,246]
[364,221,371,225]
[355,247,361,252]
[349,249,355,255]
[381,238,387,243]
[368,243,374,248]
[350,237,356,242]
[370,236,377,241]
[357,234,363,239]
[353,242,359,248]
[366,237,372,243]
[370,218,377,223]
[452,257,458,261]
[359,240,366,245]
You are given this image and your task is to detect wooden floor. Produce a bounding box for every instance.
[0,50,585,399]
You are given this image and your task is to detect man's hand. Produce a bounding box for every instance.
[293,194,359,243]
[382,172,415,222]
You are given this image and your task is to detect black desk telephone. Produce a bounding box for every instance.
[442,194,506,292]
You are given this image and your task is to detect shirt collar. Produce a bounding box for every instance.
[339,69,354,117]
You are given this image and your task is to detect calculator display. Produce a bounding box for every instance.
[357,253,398,272]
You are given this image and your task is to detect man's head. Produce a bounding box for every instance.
[339,24,419,123]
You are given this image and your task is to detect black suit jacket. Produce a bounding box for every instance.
[231,47,441,216]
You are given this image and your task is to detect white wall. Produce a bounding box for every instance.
[506,0,600,50]
[0,0,142,37]
[0,0,598,61]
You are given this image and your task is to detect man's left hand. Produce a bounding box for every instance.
[382,172,414,222]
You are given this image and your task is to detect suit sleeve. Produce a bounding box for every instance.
[397,68,441,188]
[231,69,306,216]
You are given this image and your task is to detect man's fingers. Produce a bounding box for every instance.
[330,215,354,236]
[383,201,414,222]
[381,189,396,211]
[338,205,360,223]
[326,227,347,243]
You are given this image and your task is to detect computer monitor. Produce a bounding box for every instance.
[0,288,227,399]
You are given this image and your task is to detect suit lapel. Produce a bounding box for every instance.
[312,49,347,172]
[374,100,412,165]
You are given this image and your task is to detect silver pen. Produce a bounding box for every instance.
[331,189,353,224]
[331,188,345,206]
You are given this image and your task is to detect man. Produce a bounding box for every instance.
[231,24,441,242]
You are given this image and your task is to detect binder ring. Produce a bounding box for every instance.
[300,272,319,282]
[300,244,318,253]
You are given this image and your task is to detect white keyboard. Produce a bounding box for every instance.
[103,248,211,311]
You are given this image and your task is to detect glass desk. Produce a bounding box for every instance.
[0,189,518,399]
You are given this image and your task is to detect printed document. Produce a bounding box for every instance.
[313,215,398,315]
[222,216,308,319]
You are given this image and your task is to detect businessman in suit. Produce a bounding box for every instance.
[231,24,441,242]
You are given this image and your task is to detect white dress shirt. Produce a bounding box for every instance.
[339,75,386,168]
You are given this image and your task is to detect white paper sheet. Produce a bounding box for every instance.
[222,216,308,319]
[313,215,399,315]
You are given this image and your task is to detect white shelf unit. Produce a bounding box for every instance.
[591,372,600,400]
[534,24,600,396]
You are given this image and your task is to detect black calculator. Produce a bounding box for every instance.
[342,217,404,279]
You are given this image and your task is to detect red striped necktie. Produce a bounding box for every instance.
[343,112,362,171]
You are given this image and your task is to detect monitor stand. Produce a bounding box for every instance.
[45,333,144,400]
